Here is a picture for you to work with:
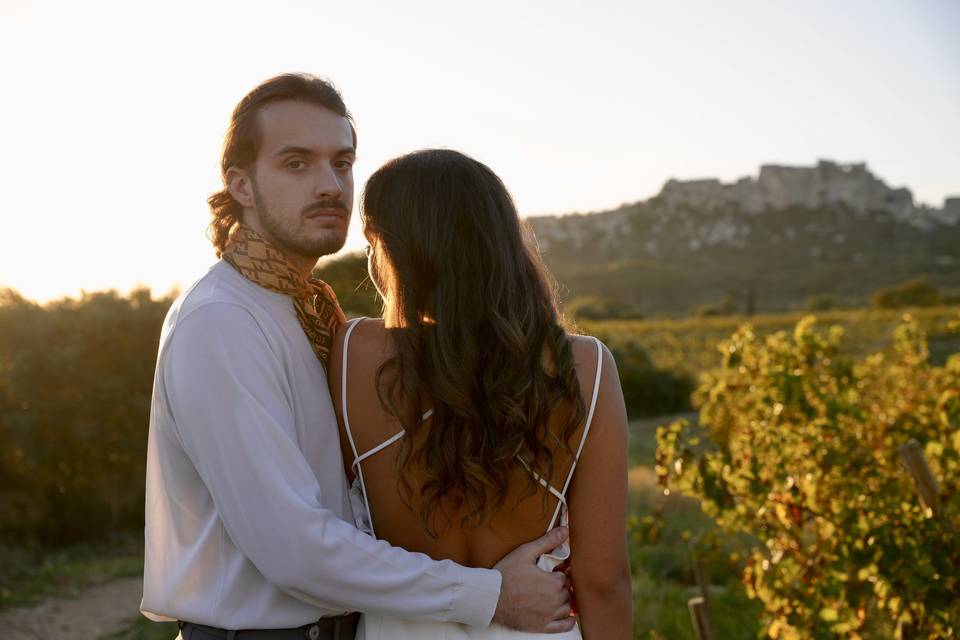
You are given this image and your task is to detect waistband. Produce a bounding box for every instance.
[178,612,359,640]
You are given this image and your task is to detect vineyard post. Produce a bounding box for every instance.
[687,597,714,640]
[898,439,957,534]
[899,440,941,513]
[897,620,915,640]
[687,544,716,640]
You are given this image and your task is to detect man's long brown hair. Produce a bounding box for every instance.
[206,73,356,257]
[361,149,586,536]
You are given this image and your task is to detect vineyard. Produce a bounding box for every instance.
[650,311,960,638]
[580,306,960,379]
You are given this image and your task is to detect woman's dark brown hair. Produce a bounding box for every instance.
[206,73,356,256]
[361,149,586,535]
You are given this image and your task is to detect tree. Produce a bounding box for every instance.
[873,277,941,309]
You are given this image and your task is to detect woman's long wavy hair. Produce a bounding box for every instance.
[206,73,356,257]
[361,149,586,536]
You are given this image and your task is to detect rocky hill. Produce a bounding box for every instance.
[528,161,960,315]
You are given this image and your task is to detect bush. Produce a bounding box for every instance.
[942,288,960,305]
[597,336,695,418]
[313,252,381,318]
[803,294,841,311]
[656,313,960,638]
[693,295,738,318]
[873,277,942,309]
[0,289,174,546]
[565,295,643,322]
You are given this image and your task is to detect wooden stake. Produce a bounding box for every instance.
[897,619,915,640]
[691,550,716,639]
[688,597,714,640]
[899,440,941,514]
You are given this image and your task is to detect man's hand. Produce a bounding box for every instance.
[491,527,575,633]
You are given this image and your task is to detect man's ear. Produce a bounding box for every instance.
[226,167,255,208]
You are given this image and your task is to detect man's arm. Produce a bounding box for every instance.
[162,302,573,632]
[162,302,497,625]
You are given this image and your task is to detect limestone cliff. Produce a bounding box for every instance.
[527,161,960,314]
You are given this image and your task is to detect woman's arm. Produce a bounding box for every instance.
[568,340,633,639]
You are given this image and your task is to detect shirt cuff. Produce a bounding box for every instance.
[449,566,502,627]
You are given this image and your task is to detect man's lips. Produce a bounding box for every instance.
[304,207,347,221]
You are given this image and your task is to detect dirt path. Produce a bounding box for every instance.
[0,576,146,640]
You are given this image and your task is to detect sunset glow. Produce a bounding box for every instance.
[2,0,958,301]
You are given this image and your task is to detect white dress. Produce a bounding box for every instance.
[339,319,603,640]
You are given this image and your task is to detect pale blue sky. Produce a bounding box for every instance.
[1,0,958,300]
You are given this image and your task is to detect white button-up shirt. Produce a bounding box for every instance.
[141,261,501,629]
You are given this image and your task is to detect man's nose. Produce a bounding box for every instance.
[313,165,343,200]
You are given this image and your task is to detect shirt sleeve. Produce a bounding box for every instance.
[161,302,501,625]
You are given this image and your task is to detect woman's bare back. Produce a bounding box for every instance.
[330,318,606,568]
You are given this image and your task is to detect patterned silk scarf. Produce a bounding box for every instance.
[221,225,347,370]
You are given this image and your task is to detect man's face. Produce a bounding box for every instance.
[245,100,355,260]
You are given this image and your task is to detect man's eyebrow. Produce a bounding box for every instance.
[272,145,357,158]
[272,145,315,157]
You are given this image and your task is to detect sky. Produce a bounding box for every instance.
[1,0,958,302]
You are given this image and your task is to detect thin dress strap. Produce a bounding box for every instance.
[518,458,568,505]
[342,319,433,538]
[352,409,433,470]
[340,318,377,536]
[546,336,604,531]
[344,327,603,537]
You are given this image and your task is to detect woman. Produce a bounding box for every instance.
[329,149,632,639]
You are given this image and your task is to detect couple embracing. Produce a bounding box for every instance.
[141,73,632,640]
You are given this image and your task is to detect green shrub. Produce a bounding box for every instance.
[693,295,738,317]
[313,252,381,318]
[565,295,643,321]
[656,313,960,638]
[873,277,942,309]
[0,289,173,546]
[597,336,695,418]
[803,294,842,311]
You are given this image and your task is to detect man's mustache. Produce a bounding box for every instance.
[303,200,349,216]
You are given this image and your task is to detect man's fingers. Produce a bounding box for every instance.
[494,527,567,567]
[543,617,577,633]
[490,527,574,633]
[512,526,568,563]
[545,572,569,597]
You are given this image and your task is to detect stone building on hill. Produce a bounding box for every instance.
[657,160,918,219]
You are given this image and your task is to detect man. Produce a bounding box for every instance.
[141,73,574,640]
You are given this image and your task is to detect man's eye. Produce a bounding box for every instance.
[335,160,353,170]
[286,160,307,170]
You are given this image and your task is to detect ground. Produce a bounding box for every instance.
[0,576,150,640]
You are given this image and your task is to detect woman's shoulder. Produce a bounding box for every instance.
[336,316,385,336]
[335,316,387,347]
[565,333,622,410]
[333,317,395,375]
[565,333,611,366]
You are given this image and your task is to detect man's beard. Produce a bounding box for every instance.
[251,181,348,259]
